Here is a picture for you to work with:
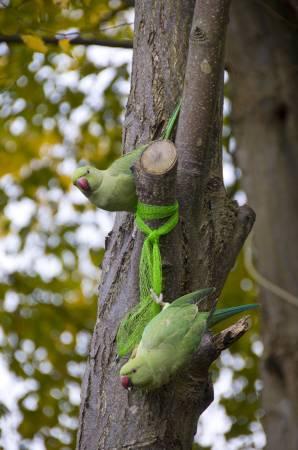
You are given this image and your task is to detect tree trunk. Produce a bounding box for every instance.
[227,2,298,449]
[76,1,255,449]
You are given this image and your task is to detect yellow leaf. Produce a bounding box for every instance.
[59,39,70,53]
[53,0,70,7]
[21,35,48,53]
[0,56,8,67]
[59,175,72,190]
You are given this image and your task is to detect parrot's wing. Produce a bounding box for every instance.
[168,288,215,309]
[108,144,149,176]
[141,304,198,351]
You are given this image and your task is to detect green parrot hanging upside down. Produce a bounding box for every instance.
[72,102,181,212]
[120,288,258,391]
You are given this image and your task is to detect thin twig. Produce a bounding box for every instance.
[0,34,133,49]
[244,232,298,308]
[98,22,134,32]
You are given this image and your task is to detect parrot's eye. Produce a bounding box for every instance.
[132,369,137,373]
[86,169,90,174]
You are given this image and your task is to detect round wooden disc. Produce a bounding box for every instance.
[140,140,177,175]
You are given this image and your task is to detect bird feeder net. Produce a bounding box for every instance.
[116,201,179,356]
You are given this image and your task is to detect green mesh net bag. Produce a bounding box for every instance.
[116,201,179,356]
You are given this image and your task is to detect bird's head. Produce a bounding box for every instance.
[120,355,152,390]
[72,165,102,196]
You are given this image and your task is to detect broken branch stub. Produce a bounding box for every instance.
[141,140,177,175]
[134,140,178,205]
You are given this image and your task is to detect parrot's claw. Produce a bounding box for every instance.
[150,289,163,304]
[150,289,169,309]
[132,224,137,239]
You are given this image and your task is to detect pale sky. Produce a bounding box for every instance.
[0,40,262,450]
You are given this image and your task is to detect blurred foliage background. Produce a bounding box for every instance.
[0,1,263,450]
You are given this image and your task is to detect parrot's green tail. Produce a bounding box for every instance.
[208,304,259,327]
[161,100,181,140]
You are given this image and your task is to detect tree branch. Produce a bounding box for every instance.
[173,0,255,301]
[176,0,231,213]
[0,34,133,49]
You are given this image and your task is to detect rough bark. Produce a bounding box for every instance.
[227,1,298,449]
[76,1,255,449]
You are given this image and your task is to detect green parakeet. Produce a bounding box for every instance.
[72,102,181,212]
[120,288,258,390]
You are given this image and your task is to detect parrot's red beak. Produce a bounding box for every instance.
[120,376,132,390]
[76,177,90,192]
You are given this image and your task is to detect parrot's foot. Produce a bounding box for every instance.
[150,289,169,309]
[132,224,137,239]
